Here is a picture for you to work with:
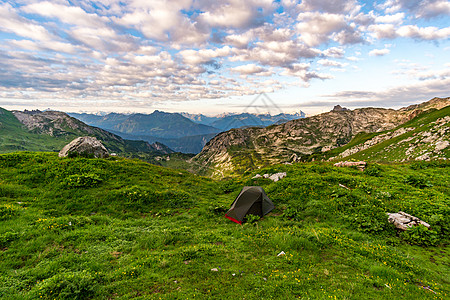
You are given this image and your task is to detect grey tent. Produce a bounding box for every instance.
[225,186,274,224]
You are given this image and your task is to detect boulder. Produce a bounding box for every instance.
[386,211,430,231]
[269,172,286,182]
[334,161,366,171]
[59,136,109,158]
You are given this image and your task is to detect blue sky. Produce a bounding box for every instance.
[0,0,449,115]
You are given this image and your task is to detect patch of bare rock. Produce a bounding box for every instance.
[387,211,430,231]
[59,136,109,158]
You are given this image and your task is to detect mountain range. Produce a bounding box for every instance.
[0,108,172,155]
[192,97,449,176]
[69,110,305,153]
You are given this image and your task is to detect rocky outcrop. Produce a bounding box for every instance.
[252,172,286,182]
[332,105,349,112]
[59,136,109,158]
[334,127,416,159]
[387,211,430,231]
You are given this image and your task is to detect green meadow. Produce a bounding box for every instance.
[0,152,448,299]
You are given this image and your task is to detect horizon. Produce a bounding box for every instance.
[5,95,447,118]
[0,1,449,115]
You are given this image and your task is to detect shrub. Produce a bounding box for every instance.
[67,151,95,159]
[116,185,155,205]
[0,231,20,248]
[0,204,20,220]
[32,270,97,300]
[405,175,433,188]
[364,164,382,177]
[244,214,260,224]
[62,173,103,188]
[401,225,439,246]
[283,206,303,221]
[159,190,193,208]
[208,205,228,215]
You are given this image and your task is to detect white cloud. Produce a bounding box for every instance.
[230,64,273,76]
[297,12,348,46]
[281,63,333,83]
[369,48,390,56]
[318,59,348,67]
[197,0,275,28]
[0,3,55,42]
[179,46,232,66]
[397,25,450,40]
[380,0,450,18]
[375,12,405,23]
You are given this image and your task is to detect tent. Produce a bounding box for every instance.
[225,186,274,224]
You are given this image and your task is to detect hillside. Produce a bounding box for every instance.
[0,108,172,155]
[330,106,450,162]
[0,152,448,299]
[193,97,449,176]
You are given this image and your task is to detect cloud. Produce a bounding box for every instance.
[231,40,321,67]
[0,3,55,42]
[396,25,450,40]
[281,63,333,83]
[297,12,348,46]
[369,48,390,56]
[323,47,346,58]
[324,76,450,106]
[0,0,449,112]
[298,0,359,14]
[230,64,272,76]
[381,0,450,18]
[318,59,348,67]
[196,0,275,29]
[179,46,232,66]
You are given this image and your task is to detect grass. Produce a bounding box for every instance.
[0,152,449,299]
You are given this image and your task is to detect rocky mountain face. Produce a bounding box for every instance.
[4,109,172,154]
[331,106,450,162]
[192,97,449,176]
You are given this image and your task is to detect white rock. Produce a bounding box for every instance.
[269,172,286,182]
[435,140,449,151]
[252,174,262,179]
[387,211,430,231]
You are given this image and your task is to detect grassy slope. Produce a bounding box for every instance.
[345,106,450,162]
[0,108,68,152]
[0,152,449,299]
[303,106,450,163]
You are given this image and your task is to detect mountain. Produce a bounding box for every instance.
[181,111,306,131]
[107,130,217,154]
[70,111,220,139]
[192,97,449,176]
[326,105,450,163]
[0,108,172,155]
[69,111,221,153]
[68,112,130,131]
[70,110,305,153]
[179,112,221,126]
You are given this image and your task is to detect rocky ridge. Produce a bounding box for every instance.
[9,110,172,154]
[192,97,449,176]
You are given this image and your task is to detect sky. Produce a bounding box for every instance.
[0,0,449,116]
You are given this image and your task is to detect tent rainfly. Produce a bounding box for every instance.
[225,186,274,224]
